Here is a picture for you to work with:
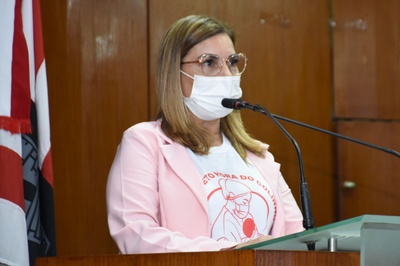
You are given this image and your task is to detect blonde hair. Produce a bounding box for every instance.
[156,15,264,159]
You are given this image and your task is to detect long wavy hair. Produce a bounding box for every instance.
[156,15,264,160]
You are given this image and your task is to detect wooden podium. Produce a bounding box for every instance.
[36,250,360,266]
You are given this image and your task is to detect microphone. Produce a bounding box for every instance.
[222,98,248,110]
[222,98,400,158]
[222,98,315,232]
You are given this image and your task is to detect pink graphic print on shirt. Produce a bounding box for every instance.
[210,178,272,243]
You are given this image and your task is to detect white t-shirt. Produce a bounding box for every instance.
[187,135,276,243]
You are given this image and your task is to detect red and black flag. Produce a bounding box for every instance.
[0,0,56,265]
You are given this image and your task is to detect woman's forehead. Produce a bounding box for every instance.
[186,34,235,59]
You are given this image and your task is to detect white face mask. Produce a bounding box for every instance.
[181,71,243,121]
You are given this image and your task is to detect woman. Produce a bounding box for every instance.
[106,14,304,254]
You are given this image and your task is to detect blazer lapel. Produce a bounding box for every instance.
[157,131,209,214]
[247,150,286,236]
[247,150,281,186]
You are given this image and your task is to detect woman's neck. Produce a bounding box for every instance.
[193,116,222,146]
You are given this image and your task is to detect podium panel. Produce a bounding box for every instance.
[361,223,400,266]
[240,214,400,251]
[36,250,360,266]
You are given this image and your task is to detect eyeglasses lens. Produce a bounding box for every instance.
[200,54,246,76]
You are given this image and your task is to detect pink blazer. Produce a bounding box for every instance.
[106,120,304,254]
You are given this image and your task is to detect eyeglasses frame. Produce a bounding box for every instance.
[181,53,247,76]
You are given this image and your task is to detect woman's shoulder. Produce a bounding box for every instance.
[247,141,276,162]
[122,120,169,142]
[125,120,160,133]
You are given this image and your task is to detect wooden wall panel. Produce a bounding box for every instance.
[337,121,400,219]
[332,0,400,220]
[149,0,335,227]
[332,0,400,119]
[41,0,148,255]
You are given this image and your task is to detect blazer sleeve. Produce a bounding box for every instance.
[276,171,305,235]
[106,123,237,254]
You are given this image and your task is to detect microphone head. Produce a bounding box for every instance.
[221,98,244,109]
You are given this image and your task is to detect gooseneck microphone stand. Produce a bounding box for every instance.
[271,114,400,158]
[221,98,316,250]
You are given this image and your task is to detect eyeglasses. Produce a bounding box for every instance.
[181,53,247,76]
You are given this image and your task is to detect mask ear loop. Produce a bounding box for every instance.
[180,70,194,100]
[180,70,195,79]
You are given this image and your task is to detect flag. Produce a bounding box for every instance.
[0,0,56,265]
